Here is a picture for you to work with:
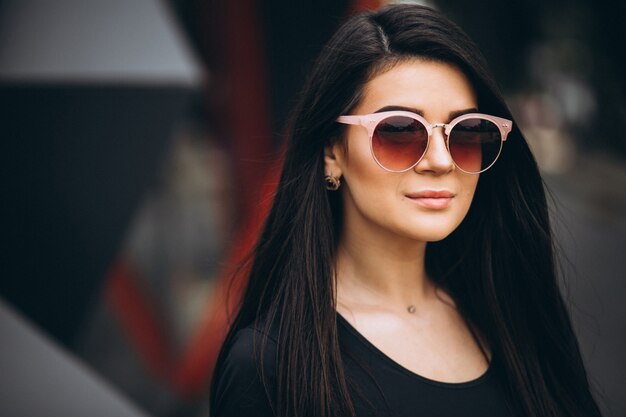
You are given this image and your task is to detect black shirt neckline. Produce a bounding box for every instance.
[336,312,494,389]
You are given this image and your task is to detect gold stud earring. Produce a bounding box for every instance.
[324,175,341,191]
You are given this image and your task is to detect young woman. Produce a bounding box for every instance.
[210,4,602,417]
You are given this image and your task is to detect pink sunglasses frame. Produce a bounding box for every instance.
[336,110,513,174]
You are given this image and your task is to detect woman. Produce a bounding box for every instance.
[210,4,602,417]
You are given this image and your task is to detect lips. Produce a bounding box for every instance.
[405,190,455,209]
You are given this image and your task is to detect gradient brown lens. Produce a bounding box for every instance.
[448,118,501,173]
[372,116,428,171]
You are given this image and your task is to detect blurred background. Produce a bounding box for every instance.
[0,0,624,416]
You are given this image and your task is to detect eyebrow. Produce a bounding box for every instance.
[375,105,479,121]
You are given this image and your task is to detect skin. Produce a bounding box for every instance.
[325,59,490,383]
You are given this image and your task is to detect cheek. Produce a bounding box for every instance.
[458,175,479,211]
[340,138,400,209]
[341,136,379,185]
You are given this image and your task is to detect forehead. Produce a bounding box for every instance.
[357,59,477,116]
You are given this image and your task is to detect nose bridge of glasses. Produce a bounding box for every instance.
[423,122,453,162]
[429,123,450,139]
[430,123,447,133]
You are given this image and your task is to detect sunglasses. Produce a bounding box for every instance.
[336,111,512,174]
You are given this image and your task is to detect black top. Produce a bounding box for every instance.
[213,314,515,417]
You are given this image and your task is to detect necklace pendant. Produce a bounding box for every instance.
[407,305,416,314]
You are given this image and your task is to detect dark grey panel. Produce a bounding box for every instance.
[0,298,151,417]
[0,83,195,346]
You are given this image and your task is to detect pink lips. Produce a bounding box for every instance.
[405,190,455,209]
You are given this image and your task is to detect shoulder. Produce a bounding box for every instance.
[212,325,278,417]
[224,321,279,375]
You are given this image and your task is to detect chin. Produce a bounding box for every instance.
[422,232,454,243]
[400,219,462,243]
[425,233,453,243]
[399,228,455,243]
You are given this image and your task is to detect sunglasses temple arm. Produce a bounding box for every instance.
[336,115,362,125]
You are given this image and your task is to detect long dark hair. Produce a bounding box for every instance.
[210,4,602,417]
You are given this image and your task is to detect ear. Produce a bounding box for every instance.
[324,141,344,178]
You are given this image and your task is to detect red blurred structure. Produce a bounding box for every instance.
[102,0,384,402]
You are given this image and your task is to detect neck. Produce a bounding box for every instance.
[334,223,436,310]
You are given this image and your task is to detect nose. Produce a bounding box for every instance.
[414,125,454,174]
